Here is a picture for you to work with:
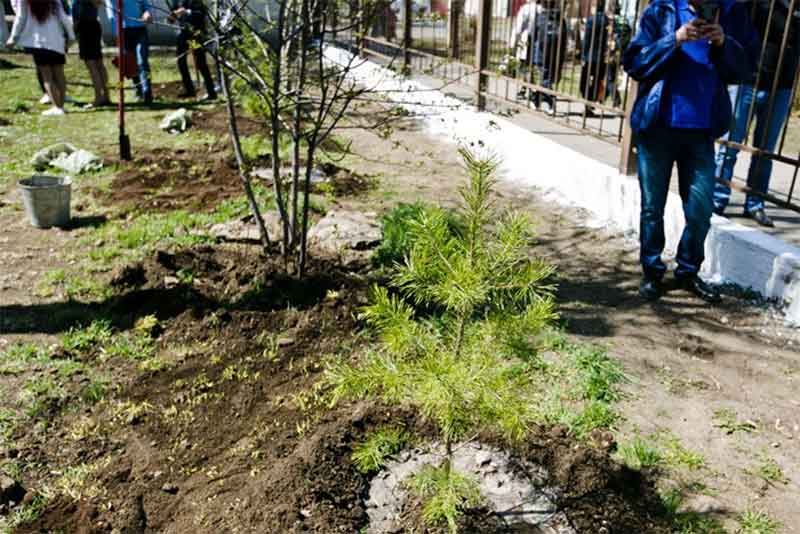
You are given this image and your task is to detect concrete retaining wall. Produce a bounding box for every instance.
[326,47,800,324]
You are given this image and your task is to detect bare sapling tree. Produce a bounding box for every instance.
[208,0,383,275]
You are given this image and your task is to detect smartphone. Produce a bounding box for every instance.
[697,0,720,21]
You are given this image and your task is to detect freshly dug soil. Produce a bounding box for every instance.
[96,147,243,214]
[8,243,672,534]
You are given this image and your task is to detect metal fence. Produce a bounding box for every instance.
[336,0,800,213]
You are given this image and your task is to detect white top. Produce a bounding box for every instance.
[8,0,75,55]
[509,2,543,61]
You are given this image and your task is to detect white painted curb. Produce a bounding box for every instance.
[326,47,800,324]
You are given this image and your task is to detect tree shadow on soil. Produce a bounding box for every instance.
[538,228,765,348]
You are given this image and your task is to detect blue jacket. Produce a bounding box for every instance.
[622,0,760,138]
[107,0,151,34]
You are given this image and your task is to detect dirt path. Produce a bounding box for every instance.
[1,103,798,532]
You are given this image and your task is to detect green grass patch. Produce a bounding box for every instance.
[737,508,781,534]
[406,464,483,533]
[352,426,409,474]
[660,488,727,534]
[617,435,663,471]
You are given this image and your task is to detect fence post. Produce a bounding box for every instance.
[618,81,637,176]
[358,0,367,57]
[619,0,650,176]
[474,0,491,110]
[403,0,412,72]
[449,0,462,58]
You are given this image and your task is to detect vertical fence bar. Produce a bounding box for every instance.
[475,0,492,110]
[618,0,648,175]
[404,0,412,70]
[450,0,462,58]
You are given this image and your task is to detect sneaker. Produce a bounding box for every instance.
[639,277,663,301]
[64,95,76,104]
[39,94,51,105]
[744,208,774,227]
[676,275,721,304]
[712,205,726,217]
[42,107,66,116]
[200,93,217,102]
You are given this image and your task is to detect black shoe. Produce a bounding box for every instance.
[745,208,774,227]
[200,93,217,102]
[177,91,197,99]
[676,275,721,304]
[639,277,663,301]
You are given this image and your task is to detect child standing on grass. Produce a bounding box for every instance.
[72,0,109,107]
[6,0,76,116]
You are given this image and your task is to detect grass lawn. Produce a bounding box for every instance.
[0,51,217,191]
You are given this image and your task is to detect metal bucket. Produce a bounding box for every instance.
[18,175,72,228]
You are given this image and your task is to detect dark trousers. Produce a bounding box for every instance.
[636,128,716,280]
[177,30,216,97]
[580,61,607,102]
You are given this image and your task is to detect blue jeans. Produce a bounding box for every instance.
[714,85,792,213]
[637,128,716,280]
[124,26,151,100]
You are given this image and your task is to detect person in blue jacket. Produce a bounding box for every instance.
[622,0,759,303]
[107,0,153,104]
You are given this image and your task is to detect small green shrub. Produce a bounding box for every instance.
[352,427,409,474]
[406,464,483,532]
[372,202,461,267]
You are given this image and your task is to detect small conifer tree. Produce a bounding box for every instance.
[327,149,556,531]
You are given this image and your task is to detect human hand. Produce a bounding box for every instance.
[702,15,725,46]
[675,18,704,45]
[141,10,152,23]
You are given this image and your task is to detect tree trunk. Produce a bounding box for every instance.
[219,68,272,253]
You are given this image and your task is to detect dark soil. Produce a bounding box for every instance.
[96,147,242,214]
[192,107,265,138]
[4,242,672,533]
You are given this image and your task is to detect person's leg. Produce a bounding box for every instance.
[134,28,152,102]
[38,65,58,107]
[52,64,66,108]
[176,32,195,95]
[123,28,142,98]
[636,129,675,283]
[86,60,103,104]
[744,88,793,214]
[713,85,752,212]
[194,44,216,98]
[98,58,110,103]
[675,132,716,279]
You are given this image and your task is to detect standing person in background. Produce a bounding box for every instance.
[510,0,567,111]
[73,0,109,106]
[168,0,216,100]
[6,0,75,115]
[603,2,631,108]
[108,0,153,104]
[712,0,800,227]
[1,0,9,46]
[579,0,609,115]
[622,0,759,303]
